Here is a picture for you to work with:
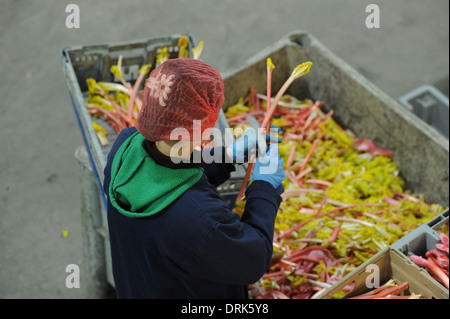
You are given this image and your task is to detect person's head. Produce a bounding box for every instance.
[135,58,225,158]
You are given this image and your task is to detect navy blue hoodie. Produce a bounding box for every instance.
[103,127,282,298]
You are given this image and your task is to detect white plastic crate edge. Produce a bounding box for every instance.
[62,49,107,211]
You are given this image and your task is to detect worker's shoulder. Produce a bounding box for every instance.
[173,177,238,225]
[106,127,138,165]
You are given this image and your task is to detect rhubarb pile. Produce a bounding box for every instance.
[410,232,449,290]
[225,87,448,299]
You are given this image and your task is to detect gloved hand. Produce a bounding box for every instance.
[231,125,282,164]
[252,144,286,190]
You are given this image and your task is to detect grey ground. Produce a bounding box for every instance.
[0,0,448,298]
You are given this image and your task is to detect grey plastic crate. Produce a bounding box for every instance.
[390,209,448,293]
[399,85,449,139]
[318,247,448,299]
[391,209,449,257]
[220,30,449,207]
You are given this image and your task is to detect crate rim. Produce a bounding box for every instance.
[221,30,449,152]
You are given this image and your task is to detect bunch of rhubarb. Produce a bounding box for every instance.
[84,36,204,145]
[346,280,423,299]
[410,232,449,289]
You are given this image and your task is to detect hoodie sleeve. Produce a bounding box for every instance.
[186,180,281,285]
[200,146,236,187]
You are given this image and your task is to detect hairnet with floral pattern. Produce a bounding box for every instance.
[135,58,225,141]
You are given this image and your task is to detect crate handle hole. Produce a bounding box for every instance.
[289,33,311,48]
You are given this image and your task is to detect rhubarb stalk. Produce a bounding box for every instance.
[236,58,276,201]
[368,281,409,298]
[127,64,151,123]
[236,60,312,201]
[410,255,449,289]
[299,139,319,176]
[260,61,313,130]
[110,55,132,91]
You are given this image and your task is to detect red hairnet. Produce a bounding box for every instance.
[135,58,225,141]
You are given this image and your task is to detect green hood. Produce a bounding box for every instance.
[109,132,203,218]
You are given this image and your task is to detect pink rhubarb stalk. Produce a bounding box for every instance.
[236,58,276,201]
[260,61,313,130]
[296,167,312,180]
[264,58,275,132]
[102,94,133,127]
[299,139,319,176]
[427,249,449,269]
[326,225,340,244]
[440,232,449,248]
[436,243,449,254]
[348,281,396,299]
[368,282,409,299]
[286,144,297,169]
[237,60,312,201]
[410,255,449,289]
[127,64,151,123]
[86,105,126,134]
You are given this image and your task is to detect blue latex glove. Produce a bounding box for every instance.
[252,144,286,190]
[231,125,282,164]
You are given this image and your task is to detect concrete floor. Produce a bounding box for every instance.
[0,0,448,298]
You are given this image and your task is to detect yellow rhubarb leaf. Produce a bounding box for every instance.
[267,58,276,71]
[291,61,313,80]
[156,47,170,64]
[178,35,190,58]
[192,41,204,60]
[110,55,124,79]
[92,121,108,146]
[139,63,152,76]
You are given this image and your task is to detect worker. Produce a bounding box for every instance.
[103,58,286,298]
